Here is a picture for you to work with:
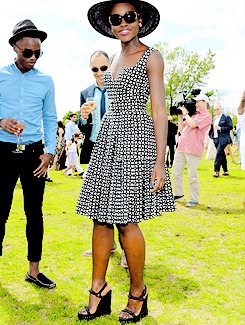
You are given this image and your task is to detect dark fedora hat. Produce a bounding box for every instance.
[9,19,47,45]
[87,0,160,39]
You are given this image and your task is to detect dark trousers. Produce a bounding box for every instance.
[80,139,94,164]
[213,138,228,173]
[167,143,175,167]
[0,140,45,262]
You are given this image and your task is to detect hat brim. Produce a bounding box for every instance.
[9,29,47,45]
[194,95,209,103]
[87,0,160,39]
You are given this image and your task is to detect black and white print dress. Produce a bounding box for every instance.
[76,47,176,224]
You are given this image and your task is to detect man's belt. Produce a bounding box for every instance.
[17,140,43,151]
[0,140,43,151]
[18,144,26,150]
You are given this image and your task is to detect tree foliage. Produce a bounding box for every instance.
[154,42,216,109]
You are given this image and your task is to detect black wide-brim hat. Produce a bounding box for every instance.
[9,19,47,45]
[87,0,160,39]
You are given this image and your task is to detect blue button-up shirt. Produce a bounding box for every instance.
[81,85,108,143]
[65,120,77,141]
[0,61,57,154]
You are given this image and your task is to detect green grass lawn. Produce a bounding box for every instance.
[0,158,244,325]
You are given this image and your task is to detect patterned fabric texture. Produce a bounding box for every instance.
[50,132,65,170]
[76,48,176,224]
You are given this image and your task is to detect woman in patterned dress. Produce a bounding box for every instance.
[76,0,175,322]
[50,121,65,170]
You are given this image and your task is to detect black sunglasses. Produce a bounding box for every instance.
[91,65,108,73]
[109,11,138,26]
[15,44,43,59]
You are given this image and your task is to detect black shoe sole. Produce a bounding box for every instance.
[119,309,148,323]
[78,309,111,320]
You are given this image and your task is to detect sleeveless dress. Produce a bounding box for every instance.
[50,127,65,169]
[76,48,176,224]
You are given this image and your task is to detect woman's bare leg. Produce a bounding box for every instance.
[62,165,73,175]
[79,220,114,315]
[225,144,235,162]
[117,223,147,319]
[50,154,58,170]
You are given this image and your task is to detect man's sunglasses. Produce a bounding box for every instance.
[109,11,138,26]
[15,44,43,59]
[91,65,108,73]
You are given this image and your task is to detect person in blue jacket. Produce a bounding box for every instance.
[210,104,233,177]
[78,50,109,164]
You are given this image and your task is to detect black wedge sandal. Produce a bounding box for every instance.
[119,285,148,323]
[77,282,111,321]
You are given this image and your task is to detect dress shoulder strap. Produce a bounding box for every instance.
[138,47,156,67]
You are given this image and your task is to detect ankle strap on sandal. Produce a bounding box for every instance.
[89,282,108,298]
[128,285,147,301]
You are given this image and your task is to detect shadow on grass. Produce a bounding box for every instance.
[109,253,200,305]
[0,282,97,324]
[145,263,200,304]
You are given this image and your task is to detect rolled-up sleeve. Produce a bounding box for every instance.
[194,112,212,130]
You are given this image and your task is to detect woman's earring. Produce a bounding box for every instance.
[139,23,142,28]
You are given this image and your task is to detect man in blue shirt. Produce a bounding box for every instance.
[64,113,84,176]
[0,20,57,288]
[65,113,78,142]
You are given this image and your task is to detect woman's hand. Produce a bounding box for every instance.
[151,162,166,192]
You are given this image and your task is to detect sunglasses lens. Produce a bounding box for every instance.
[109,14,121,26]
[22,49,33,58]
[125,11,137,24]
[34,50,41,58]
[100,65,108,72]
[109,12,137,26]
[92,67,99,72]
[22,49,41,58]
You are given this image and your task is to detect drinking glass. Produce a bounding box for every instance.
[12,120,25,153]
[86,97,96,124]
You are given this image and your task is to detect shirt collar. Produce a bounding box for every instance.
[95,82,106,91]
[216,113,223,119]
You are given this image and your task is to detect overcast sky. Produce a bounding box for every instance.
[0,0,244,118]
